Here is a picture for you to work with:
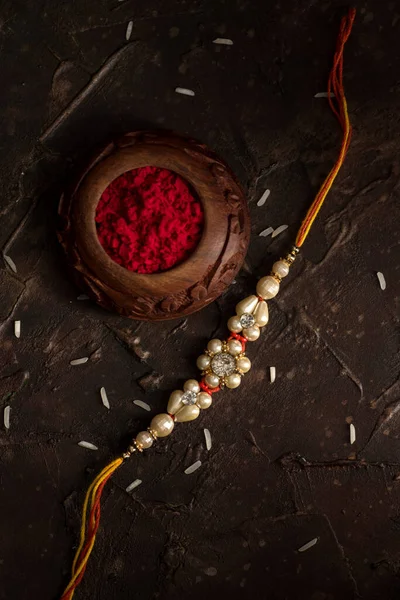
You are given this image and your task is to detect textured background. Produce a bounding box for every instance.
[0,1,399,599]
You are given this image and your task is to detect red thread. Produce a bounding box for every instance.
[200,380,220,395]
[96,166,204,274]
[228,332,247,352]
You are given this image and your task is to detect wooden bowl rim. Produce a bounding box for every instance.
[73,142,233,297]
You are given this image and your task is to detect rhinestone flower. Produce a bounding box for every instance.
[197,338,251,389]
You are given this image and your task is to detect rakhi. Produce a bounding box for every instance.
[60,9,356,599]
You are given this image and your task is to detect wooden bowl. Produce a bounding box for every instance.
[58,131,250,321]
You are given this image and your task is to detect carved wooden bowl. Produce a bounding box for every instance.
[58,131,250,321]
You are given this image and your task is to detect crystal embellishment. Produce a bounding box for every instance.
[240,313,255,328]
[181,390,198,405]
[211,352,236,377]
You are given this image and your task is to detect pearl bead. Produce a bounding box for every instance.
[196,354,211,370]
[256,276,280,299]
[207,338,223,354]
[167,390,184,415]
[150,413,175,437]
[135,430,154,449]
[183,379,200,393]
[243,325,260,341]
[228,316,242,333]
[227,339,242,356]
[272,260,290,278]
[236,295,259,316]
[253,300,269,327]
[205,373,220,389]
[237,356,251,373]
[196,392,212,409]
[175,404,200,422]
[225,373,241,389]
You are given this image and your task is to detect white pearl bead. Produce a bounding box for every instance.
[205,373,220,389]
[183,379,200,393]
[207,339,223,354]
[227,316,242,333]
[175,404,200,422]
[135,430,154,449]
[256,276,280,299]
[236,295,259,316]
[196,354,211,370]
[196,392,212,409]
[150,413,175,437]
[227,339,243,356]
[225,373,241,389]
[236,356,251,373]
[253,300,269,327]
[272,260,290,278]
[243,325,260,341]
[167,390,184,415]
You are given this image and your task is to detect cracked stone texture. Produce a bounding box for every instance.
[0,1,399,599]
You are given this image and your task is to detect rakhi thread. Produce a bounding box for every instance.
[59,9,356,599]
[60,458,123,600]
[295,8,356,248]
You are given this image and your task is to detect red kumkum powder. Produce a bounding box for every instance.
[95,166,204,274]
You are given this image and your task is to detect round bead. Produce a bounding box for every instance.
[225,373,241,389]
[256,276,280,299]
[135,430,154,450]
[196,354,211,370]
[196,392,212,409]
[227,339,243,356]
[183,379,201,393]
[253,300,269,327]
[207,339,223,354]
[236,295,259,316]
[175,404,200,422]
[272,260,290,278]
[237,356,251,373]
[204,373,220,389]
[150,413,175,438]
[243,325,260,341]
[228,316,242,333]
[167,390,184,415]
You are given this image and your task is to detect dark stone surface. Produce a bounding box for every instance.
[0,1,399,599]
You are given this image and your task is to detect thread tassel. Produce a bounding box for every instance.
[295,8,356,248]
[60,457,124,600]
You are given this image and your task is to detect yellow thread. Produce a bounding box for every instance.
[61,457,123,599]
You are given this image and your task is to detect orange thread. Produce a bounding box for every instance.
[60,458,123,600]
[228,332,247,352]
[295,8,356,248]
[200,380,220,394]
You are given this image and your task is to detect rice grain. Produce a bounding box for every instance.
[125,20,133,41]
[175,87,195,96]
[259,227,274,237]
[314,92,335,98]
[377,272,386,290]
[271,224,288,238]
[70,357,89,366]
[298,538,318,552]
[184,460,202,474]
[4,406,11,429]
[126,479,142,492]
[100,387,110,410]
[213,38,233,45]
[14,320,21,338]
[350,423,356,445]
[78,441,98,450]
[257,189,270,207]
[4,254,17,273]
[133,400,151,412]
[270,366,276,383]
[204,428,212,451]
